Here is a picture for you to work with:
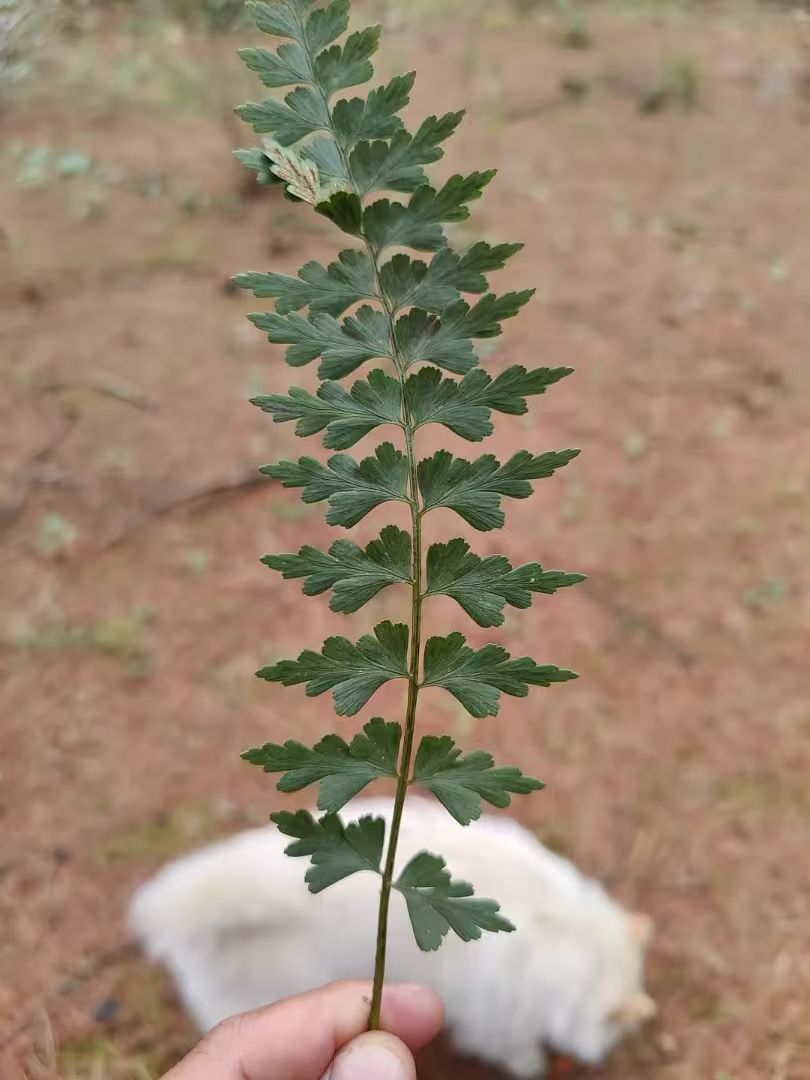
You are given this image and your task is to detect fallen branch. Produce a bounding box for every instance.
[0,414,77,531]
[99,467,269,549]
[40,373,160,413]
[583,577,696,669]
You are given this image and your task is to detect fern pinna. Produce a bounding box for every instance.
[234,0,584,1027]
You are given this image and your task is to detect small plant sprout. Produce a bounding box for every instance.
[234,0,584,1028]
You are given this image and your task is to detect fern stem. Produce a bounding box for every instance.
[306,82,425,1019]
[327,149,421,1038]
[363,239,423,1029]
[313,73,425,1033]
[369,411,423,1029]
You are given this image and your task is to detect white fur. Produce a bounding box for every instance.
[129,797,653,1077]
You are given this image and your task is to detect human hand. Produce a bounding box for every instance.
[161,980,444,1080]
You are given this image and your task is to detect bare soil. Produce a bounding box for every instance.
[1,3,809,1078]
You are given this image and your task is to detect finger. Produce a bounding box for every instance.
[323,1031,416,1080]
[162,980,444,1080]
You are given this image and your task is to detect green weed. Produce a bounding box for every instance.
[641,58,700,114]
[94,800,237,865]
[8,603,156,674]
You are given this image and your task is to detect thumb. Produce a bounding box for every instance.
[323,1031,416,1080]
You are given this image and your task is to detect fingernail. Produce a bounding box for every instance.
[327,1033,413,1080]
[387,983,428,997]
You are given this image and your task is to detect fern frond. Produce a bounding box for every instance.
[235,0,583,1003]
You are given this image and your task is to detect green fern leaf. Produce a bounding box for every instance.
[395,852,514,951]
[350,111,464,196]
[425,538,584,627]
[360,171,496,252]
[253,369,402,450]
[263,442,409,527]
[303,0,352,52]
[244,718,401,810]
[314,26,381,95]
[315,188,364,234]
[406,365,573,442]
[262,526,411,612]
[417,448,580,531]
[332,72,414,148]
[272,809,385,892]
[421,632,578,717]
[412,735,543,824]
[246,0,315,41]
[246,1,351,53]
[395,291,534,372]
[258,619,409,715]
[236,87,332,144]
[248,305,390,377]
[234,250,376,316]
[238,44,314,89]
[380,242,522,313]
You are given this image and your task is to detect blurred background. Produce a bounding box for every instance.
[1,0,809,1077]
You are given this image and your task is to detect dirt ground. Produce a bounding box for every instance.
[1,1,809,1077]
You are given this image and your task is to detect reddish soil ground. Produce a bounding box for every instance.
[1,3,809,1078]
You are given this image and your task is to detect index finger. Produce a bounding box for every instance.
[163,980,444,1080]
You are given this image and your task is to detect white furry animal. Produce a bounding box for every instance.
[130,797,655,1078]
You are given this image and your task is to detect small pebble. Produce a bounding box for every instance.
[658,1030,678,1056]
[94,995,120,1023]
